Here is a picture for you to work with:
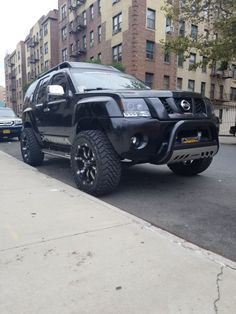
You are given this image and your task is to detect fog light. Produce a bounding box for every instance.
[131,136,139,146]
[130,134,148,149]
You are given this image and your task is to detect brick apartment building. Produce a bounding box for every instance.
[24,9,59,84]
[0,86,6,106]
[4,10,59,115]
[4,41,26,114]
[57,0,177,90]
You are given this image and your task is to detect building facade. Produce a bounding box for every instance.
[0,86,6,106]
[57,0,177,89]
[3,0,236,134]
[4,41,26,114]
[25,9,59,84]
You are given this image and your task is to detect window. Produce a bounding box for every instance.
[90,31,94,47]
[220,85,224,99]
[179,20,185,36]
[90,4,94,20]
[70,43,74,55]
[147,9,155,29]
[44,42,48,54]
[98,25,102,43]
[191,25,198,40]
[177,77,183,90]
[164,51,171,63]
[61,4,67,20]
[18,51,20,60]
[44,24,48,36]
[202,56,207,73]
[35,76,50,103]
[201,82,206,96]
[51,73,68,93]
[98,52,101,60]
[204,29,209,41]
[62,48,68,61]
[165,16,173,33]
[145,73,154,88]
[146,41,155,60]
[83,11,87,26]
[188,80,195,92]
[83,35,87,49]
[113,13,122,34]
[232,65,236,79]
[177,51,184,67]
[163,76,170,89]
[210,83,215,99]
[189,53,196,69]
[112,0,120,4]
[90,56,94,61]
[112,44,122,62]
[230,87,236,101]
[219,108,223,124]
[61,27,67,41]
[98,0,101,14]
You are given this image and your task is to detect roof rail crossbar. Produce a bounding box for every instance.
[38,62,72,78]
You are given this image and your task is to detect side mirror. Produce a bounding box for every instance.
[47,85,65,97]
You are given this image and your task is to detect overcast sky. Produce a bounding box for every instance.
[0,0,58,87]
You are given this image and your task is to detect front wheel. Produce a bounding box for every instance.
[20,128,44,166]
[71,130,121,196]
[167,157,213,176]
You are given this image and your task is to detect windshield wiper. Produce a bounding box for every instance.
[84,87,112,92]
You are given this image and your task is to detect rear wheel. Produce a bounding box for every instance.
[167,157,213,176]
[71,130,121,196]
[20,128,44,166]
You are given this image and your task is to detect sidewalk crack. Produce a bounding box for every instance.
[213,266,224,314]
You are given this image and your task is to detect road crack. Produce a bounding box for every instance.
[213,266,224,314]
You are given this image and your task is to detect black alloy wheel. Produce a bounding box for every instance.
[20,128,44,166]
[71,130,121,196]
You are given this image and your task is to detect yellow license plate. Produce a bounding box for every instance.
[181,137,199,144]
[3,130,11,134]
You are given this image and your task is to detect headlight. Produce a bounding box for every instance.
[122,99,151,118]
[14,119,22,125]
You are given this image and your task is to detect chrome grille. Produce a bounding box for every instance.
[0,121,14,126]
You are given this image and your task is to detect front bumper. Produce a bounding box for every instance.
[0,126,22,138]
[107,118,219,164]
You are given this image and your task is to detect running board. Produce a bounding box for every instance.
[42,149,71,159]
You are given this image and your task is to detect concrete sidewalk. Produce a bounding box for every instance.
[219,136,236,145]
[0,151,236,314]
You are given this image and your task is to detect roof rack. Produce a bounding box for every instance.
[38,62,72,78]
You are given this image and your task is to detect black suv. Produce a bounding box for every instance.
[21,62,219,195]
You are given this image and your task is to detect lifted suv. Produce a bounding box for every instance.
[21,62,219,195]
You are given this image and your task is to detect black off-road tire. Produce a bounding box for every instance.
[71,130,121,196]
[168,157,213,176]
[20,128,44,166]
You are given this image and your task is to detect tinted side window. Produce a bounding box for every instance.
[24,80,38,105]
[51,73,68,93]
[34,76,50,104]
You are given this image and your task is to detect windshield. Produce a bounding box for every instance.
[70,69,149,91]
[0,108,16,118]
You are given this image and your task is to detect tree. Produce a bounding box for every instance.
[162,0,236,69]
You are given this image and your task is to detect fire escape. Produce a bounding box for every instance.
[210,65,234,107]
[29,36,40,79]
[68,0,87,59]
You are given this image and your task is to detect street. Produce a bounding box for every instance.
[1,139,236,261]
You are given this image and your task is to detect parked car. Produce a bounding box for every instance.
[21,62,219,196]
[0,107,22,140]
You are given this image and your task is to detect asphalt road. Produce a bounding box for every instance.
[1,138,236,261]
